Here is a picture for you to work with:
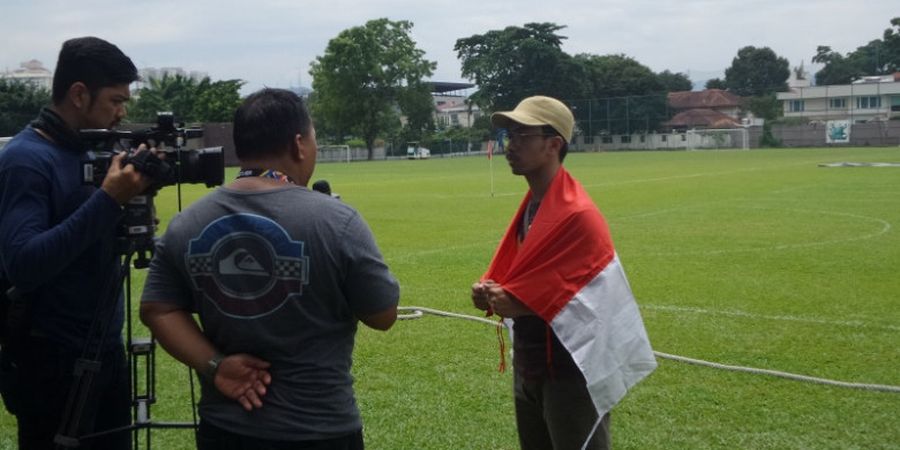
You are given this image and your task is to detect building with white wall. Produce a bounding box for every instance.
[777,73,900,123]
[1,60,53,90]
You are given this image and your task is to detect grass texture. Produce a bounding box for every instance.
[2,147,898,449]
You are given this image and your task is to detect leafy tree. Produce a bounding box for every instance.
[705,78,727,90]
[724,46,790,96]
[813,18,900,85]
[884,17,900,72]
[746,93,781,121]
[193,78,245,122]
[455,23,589,111]
[574,54,667,135]
[129,74,244,124]
[0,79,50,137]
[657,70,693,92]
[310,18,435,160]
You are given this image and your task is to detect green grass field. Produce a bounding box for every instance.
[2,147,899,449]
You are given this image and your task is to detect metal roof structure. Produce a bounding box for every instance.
[427,81,475,96]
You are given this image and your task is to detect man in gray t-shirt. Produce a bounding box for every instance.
[141,88,399,449]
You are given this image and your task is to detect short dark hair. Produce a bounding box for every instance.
[233,88,312,160]
[52,37,138,104]
[542,125,568,162]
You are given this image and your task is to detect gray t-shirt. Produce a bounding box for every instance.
[141,185,399,441]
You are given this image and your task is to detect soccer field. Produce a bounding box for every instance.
[2,147,898,449]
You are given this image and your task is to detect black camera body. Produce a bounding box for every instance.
[78,113,225,267]
[79,112,223,191]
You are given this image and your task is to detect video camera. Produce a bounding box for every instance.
[78,112,225,267]
[79,112,224,191]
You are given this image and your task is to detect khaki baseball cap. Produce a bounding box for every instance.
[491,96,575,142]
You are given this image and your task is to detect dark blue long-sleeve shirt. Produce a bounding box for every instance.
[0,126,126,350]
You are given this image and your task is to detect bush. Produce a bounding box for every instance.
[759,121,781,147]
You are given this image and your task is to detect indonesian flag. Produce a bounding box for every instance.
[483,167,657,418]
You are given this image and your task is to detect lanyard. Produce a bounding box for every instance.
[236,168,295,185]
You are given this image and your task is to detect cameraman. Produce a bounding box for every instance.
[0,37,154,449]
[141,88,399,449]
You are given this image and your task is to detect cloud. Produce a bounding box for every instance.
[2,0,896,94]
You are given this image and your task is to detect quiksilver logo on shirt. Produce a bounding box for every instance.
[186,213,309,318]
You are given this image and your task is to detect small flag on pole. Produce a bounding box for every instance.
[487,140,494,160]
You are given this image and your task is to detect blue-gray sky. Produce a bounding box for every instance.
[2,0,897,94]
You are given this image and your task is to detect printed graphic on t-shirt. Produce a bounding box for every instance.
[185,213,309,318]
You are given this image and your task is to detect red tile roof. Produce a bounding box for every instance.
[663,109,741,129]
[668,89,743,110]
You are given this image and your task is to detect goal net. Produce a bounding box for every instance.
[686,128,749,150]
[318,145,352,163]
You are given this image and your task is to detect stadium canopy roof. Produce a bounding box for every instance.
[427,81,475,96]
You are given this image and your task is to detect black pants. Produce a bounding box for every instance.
[0,337,131,450]
[197,420,364,450]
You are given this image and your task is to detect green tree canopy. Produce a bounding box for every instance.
[657,70,693,92]
[455,22,589,111]
[705,78,727,90]
[129,74,244,124]
[813,18,900,85]
[724,46,790,96]
[310,18,435,159]
[811,46,863,85]
[0,79,50,137]
[573,54,668,135]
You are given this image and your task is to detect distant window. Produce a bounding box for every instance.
[681,134,686,141]
[788,100,805,112]
[583,135,594,144]
[621,135,632,143]
[601,136,613,144]
[661,135,668,142]
[829,98,846,109]
[639,135,646,143]
[856,96,881,109]
[451,113,459,125]
[891,96,900,112]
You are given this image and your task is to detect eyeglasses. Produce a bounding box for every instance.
[506,131,556,145]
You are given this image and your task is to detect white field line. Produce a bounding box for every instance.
[619,206,892,257]
[436,161,816,199]
[641,304,900,332]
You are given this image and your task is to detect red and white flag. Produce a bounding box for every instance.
[483,167,656,418]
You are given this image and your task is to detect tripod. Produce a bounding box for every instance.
[53,196,198,450]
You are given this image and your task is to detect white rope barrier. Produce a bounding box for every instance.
[397,306,900,394]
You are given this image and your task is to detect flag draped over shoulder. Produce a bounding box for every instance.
[483,167,657,417]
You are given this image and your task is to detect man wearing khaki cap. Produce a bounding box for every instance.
[471,96,657,449]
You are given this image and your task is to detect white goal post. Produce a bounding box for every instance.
[318,144,352,163]
[686,128,749,150]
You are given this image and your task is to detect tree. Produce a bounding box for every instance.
[455,23,589,111]
[705,78,727,90]
[310,18,435,160]
[129,74,244,124]
[813,18,900,85]
[575,53,667,135]
[884,17,900,72]
[724,46,790,96]
[193,78,245,122]
[811,46,861,85]
[0,79,50,137]
[657,70,693,92]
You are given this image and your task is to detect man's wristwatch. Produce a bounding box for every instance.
[205,353,225,380]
